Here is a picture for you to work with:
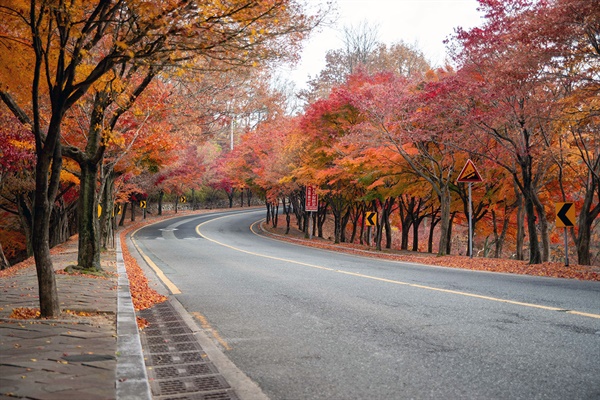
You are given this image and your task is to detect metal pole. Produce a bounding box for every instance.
[564,227,569,267]
[230,118,234,151]
[468,182,473,258]
[308,211,313,240]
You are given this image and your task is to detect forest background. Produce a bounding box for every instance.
[0,0,598,318]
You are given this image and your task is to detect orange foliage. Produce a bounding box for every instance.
[119,230,167,311]
[9,307,40,319]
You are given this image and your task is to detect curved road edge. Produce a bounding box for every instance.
[126,209,270,400]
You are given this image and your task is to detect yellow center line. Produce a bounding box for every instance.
[196,214,600,320]
[131,228,182,295]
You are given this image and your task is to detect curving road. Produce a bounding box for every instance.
[132,209,600,400]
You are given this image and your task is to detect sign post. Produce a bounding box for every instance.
[140,200,147,219]
[555,202,576,266]
[365,212,377,247]
[457,159,483,258]
[305,185,318,239]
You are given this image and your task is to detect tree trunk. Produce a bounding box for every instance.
[158,190,164,216]
[16,192,34,257]
[100,170,115,250]
[131,200,136,221]
[445,211,456,255]
[532,194,550,262]
[317,203,327,238]
[333,208,342,244]
[76,161,101,271]
[491,208,510,259]
[515,189,525,260]
[576,173,600,265]
[32,141,61,318]
[349,202,363,243]
[49,198,70,248]
[283,198,291,234]
[227,188,234,208]
[0,242,10,270]
[412,216,426,252]
[340,208,351,243]
[265,201,271,224]
[383,198,395,249]
[119,202,128,226]
[329,195,348,244]
[523,187,542,264]
[428,212,440,254]
[359,209,366,245]
[437,186,452,256]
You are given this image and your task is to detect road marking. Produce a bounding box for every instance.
[567,311,600,319]
[129,210,263,296]
[130,232,182,295]
[195,214,600,320]
[191,312,232,351]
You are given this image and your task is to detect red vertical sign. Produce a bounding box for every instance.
[305,185,318,212]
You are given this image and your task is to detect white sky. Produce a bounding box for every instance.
[281,0,484,90]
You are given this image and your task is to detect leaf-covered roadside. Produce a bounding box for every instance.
[119,229,167,311]
[264,225,600,281]
[0,236,80,278]
[118,228,166,330]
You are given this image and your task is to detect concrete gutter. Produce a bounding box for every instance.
[115,235,152,400]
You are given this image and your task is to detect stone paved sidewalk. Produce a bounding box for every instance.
[0,238,119,400]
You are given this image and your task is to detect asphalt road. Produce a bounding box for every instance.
[133,209,600,400]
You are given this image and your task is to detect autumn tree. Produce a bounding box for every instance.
[449,0,599,264]
[0,0,324,317]
[302,20,430,102]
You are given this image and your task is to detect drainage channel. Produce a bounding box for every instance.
[138,301,240,400]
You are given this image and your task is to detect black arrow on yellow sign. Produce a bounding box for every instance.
[365,212,377,227]
[555,202,575,228]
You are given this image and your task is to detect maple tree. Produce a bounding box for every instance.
[448,0,600,264]
[0,0,324,317]
[0,111,35,269]
[226,0,598,268]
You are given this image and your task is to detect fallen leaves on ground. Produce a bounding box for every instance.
[137,316,149,330]
[119,230,167,311]
[264,225,600,281]
[0,235,80,278]
[9,307,41,319]
[63,309,94,317]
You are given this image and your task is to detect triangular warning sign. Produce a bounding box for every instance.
[457,159,483,183]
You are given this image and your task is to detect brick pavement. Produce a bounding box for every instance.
[0,238,119,400]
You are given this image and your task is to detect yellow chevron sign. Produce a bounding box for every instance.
[555,202,575,228]
[365,212,377,227]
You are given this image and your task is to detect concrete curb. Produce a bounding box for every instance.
[115,235,152,400]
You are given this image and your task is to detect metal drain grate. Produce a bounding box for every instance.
[148,341,203,354]
[155,390,239,400]
[154,363,219,379]
[145,326,192,336]
[153,375,230,395]
[139,301,239,399]
[145,351,208,366]
[174,342,203,352]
